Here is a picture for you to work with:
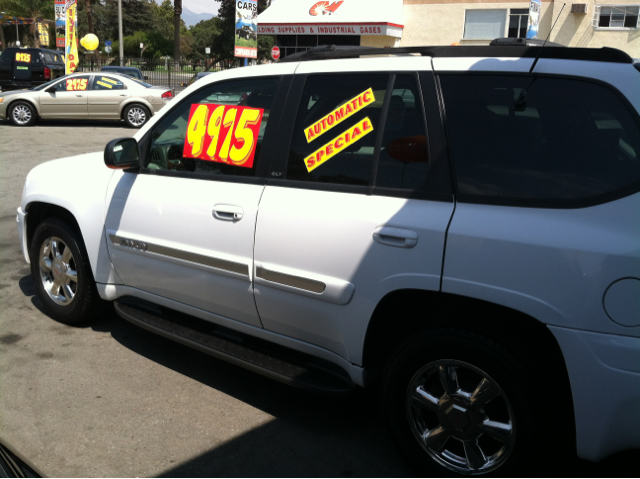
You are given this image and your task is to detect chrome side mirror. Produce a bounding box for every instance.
[104,137,140,170]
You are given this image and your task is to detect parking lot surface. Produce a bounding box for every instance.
[0,119,412,477]
[1,119,637,478]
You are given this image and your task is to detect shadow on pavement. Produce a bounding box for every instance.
[16,273,640,477]
[0,119,131,129]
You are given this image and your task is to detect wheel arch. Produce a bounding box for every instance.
[7,97,41,118]
[119,99,153,118]
[26,202,84,262]
[362,288,576,445]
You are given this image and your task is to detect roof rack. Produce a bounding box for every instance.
[280,43,632,64]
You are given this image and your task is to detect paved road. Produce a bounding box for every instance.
[0,119,637,478]
[0,119,412,477]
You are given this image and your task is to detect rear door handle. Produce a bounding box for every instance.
[213,204,244,221]
[373,226,418,248]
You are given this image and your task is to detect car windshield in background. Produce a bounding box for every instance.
[30,75,69,91]
[108,73,153,88]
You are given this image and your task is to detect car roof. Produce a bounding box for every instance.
[102,66,140,71]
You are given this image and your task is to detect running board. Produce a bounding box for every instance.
[113,297,355,393]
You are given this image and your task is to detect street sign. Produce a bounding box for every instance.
[205,47,211,54]
[105,45,112,53]
[105,40,112,46]
[271,45,280,60]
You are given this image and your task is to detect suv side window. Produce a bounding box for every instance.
[286,74,389,186]
[147,77,279,177]
[440,75,640,204]
[92,75,126,90]
[375,74,429,189]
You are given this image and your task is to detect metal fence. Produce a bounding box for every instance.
[76,56,243,92]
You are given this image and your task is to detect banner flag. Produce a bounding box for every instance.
[235,0,258,59]
[526,0,542,39]
[55,0,65,48]
[65,0,78,74]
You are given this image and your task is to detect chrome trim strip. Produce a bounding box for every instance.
[109,234,249,276]
[255,266,326,294]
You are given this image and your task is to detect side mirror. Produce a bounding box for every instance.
[144,75,149,81]
[104,137,140,170]
[45,86,56,93]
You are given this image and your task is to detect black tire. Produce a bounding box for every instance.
[9,101,37,126]
[123,103,151,128]
[30,218,101,324]
[381,329,560,476]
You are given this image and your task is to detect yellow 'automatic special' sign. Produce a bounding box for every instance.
[304,117,374,172]
[305,88,375,143]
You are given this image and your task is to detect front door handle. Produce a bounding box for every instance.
[213,204,244,221]
[373,226,418,248]
[75,94,83,97]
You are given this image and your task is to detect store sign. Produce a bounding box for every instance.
[235,0,258,59]
[258,23,399,37]
[309,1,343,16]
[55,0,65,48]
[37,23,50,47]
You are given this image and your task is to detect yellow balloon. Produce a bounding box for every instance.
[80,34,99,51]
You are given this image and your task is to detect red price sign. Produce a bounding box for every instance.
[183,103,264,168]
[271,46,280,61]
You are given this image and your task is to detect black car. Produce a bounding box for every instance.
[101,66,148,81]
[0,48,65,91]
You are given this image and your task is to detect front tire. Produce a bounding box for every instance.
[381,329,553,476]
[30,218,100,324]
[123,104,151,128]
[9,101,37,126]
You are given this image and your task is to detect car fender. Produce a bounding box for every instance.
[22,151,121,285]
[119,97,155,117]
[6,95,42,117]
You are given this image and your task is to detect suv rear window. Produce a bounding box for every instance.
[441,75,640,205]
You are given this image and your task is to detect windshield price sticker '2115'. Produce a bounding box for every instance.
[66,78,88,91]
[15,53,32,63]
[184,103,264,168]
[305,88,375,143]
[305,117,374,172]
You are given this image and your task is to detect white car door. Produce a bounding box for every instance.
[105,76,285,328]
[253,69,454,362]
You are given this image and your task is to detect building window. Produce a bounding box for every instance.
[463,10,507,40]
[595,6,639,29]
[508,9,529,38]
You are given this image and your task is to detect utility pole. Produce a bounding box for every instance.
[118,0,123,66]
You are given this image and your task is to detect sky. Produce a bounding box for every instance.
[168,0,220,15]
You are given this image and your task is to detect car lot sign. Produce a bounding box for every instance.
[235,0,258,59]
[55,0,65,48]
[65,0,79,74]
[271,45,280,60]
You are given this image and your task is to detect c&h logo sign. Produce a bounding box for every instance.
[309,1,343,16]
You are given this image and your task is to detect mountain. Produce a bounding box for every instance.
[182,7,215,27]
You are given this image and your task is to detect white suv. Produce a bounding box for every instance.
[16,45,640,475]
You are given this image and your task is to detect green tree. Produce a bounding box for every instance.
[3,0,54,48]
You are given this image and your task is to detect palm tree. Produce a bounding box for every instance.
[4,0,53,48]
[174,0,181,62]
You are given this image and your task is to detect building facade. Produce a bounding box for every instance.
[257,0,640,58]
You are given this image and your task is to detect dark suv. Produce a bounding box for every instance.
[0,48,64,91]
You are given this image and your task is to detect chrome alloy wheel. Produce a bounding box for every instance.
[12,104,32,125]
[38,237,78,306]
[127,107,147,127]
[406,360,516,475]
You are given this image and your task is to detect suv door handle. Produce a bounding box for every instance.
[213,204,244,221]
[373,226,418,248]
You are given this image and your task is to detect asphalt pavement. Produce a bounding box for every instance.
[0,118,636,477]
[0,119,412,477]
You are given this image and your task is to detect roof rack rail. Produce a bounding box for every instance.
[489,37,564,48]
[280,43,632,64]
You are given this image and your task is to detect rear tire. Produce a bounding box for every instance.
[381,329,562,476]
[9,101,37,126]
[123,104,151,128]
[30,218,101,324]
